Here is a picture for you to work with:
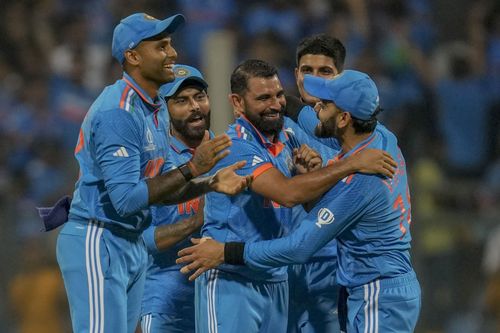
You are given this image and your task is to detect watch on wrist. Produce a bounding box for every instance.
[178,163,194,181]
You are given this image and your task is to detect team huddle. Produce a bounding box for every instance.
[43,12,421,333]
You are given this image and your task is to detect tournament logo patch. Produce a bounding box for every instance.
[315,207,335,228]
[175,67,190,78]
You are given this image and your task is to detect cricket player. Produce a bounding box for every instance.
[285,34,347,333]
[140,64,211,333]
[178,70,421,333]
[188,60,397,333]
[55,13,250,333]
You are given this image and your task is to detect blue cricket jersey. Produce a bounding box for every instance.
[244,124,414,288]
[68,73,171,233]
[202,116,297,282]
[141,132,204,315]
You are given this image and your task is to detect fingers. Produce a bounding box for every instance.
[383,152,398,168]
[211,149,231,165]
[228,160,247,171]
[189,267,208,281]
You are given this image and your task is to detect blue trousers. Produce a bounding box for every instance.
[338,271,421,333]
[195,269,288,333]
[57,220,147,333]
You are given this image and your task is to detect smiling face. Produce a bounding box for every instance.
[232,75,286,139]
[168,85,210,147]
[127,36,178,87]
[295,54,339,105]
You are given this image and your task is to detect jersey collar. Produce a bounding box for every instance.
[334,124,379,161]
[236,115,289,157]
[122,73,162,110]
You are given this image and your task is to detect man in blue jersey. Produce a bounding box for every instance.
[178,70,421,333]
[285,34,347,333]
[56,13,251,333]
[140,64,211,333]
[182,60,397,333]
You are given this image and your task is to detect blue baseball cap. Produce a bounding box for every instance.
[112,13,185,64]
[303,70,380,120]
[159,65,208,98]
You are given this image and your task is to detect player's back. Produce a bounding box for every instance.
[335,124,413,287]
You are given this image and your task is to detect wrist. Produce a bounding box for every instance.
[224,242,245,265]
[178,162,194,181]
[187,160,201,178]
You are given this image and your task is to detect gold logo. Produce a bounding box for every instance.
[175,67,190,77]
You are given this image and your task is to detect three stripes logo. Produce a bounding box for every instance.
[113,146,129,157]
[252,155,263,166]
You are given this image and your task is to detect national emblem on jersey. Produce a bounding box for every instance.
[315,208,335,228]
[145,127,156,151]
[235,125,253,141]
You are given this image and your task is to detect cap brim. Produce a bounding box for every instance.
[148,14,185,40]
[303,75,333,101]
[163,77,208,97]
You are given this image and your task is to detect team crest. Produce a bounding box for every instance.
[175,67,190,78]
[315,208,335,228]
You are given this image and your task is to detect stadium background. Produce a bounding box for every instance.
[0,0,499,332]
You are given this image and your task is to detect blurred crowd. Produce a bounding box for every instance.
[0,0,499,332]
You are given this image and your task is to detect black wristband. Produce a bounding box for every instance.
[178,163,194,181]
[224,242,245,265]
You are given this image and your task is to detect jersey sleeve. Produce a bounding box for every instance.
[93,109,149,216]
[209,138,273,180]
[243,174,382,270]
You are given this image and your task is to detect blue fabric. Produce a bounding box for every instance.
[304,70,379,120]
[244,124,416,289]
[195,269,288,333]
[37,195,72,231]
[340,271,421,332]
[57,220,148,333]
[141,312,195,333]
[159,64,208,98]
[112,13,185,63]
[141,131,206,320]
[69,72,171,233]
[202,116,296,282]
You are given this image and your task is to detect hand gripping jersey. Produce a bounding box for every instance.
[68,72,171,233]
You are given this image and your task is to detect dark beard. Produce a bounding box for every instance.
[170,110,211,141]
[315,116,339,139]
[246,107,285,137]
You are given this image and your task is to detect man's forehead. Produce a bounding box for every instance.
[247,75,282,91]
[173,85,206,97]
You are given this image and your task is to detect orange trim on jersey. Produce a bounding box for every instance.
[74,128,84,154]
[253,163,273,179]
[119,86,131,109]
[351,136,376,155]
[345,174,354,184]
[238,115,287,157]
[123,77,160,107]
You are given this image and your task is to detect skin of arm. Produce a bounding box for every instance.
[154,197,205,252]
[251,148,396,207]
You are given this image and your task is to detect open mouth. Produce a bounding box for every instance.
[188,114,205,126]
[261,112,280,120]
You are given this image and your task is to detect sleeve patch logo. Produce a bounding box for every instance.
[315,208,335,228]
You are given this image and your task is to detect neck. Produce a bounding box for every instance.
[128,71,159,100]
[340,131,372,153]
[171,128,203,149]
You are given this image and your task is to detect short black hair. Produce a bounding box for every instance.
[296,34,346,71]
[351,107,382,134]
[230,59,278,95]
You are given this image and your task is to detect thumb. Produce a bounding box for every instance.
[202,130,210,143]
[190,237,202,245]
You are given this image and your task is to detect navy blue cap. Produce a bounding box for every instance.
[112,13,185,64]
[303,70,380,120]
[159,64,208,98]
